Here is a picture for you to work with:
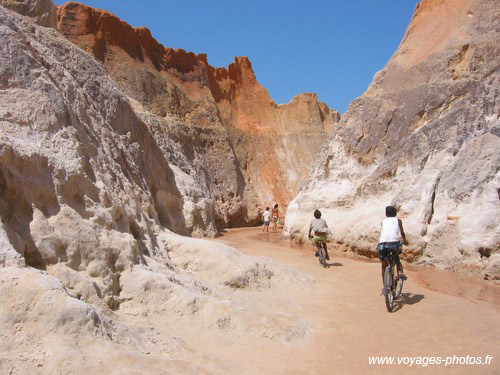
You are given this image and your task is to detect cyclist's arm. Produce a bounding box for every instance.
[398,219,408,245]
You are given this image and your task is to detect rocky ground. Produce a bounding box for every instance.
[2,227,499,374]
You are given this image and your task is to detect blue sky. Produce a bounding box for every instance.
[53,0,420,113]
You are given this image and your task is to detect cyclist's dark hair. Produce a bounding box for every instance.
[265,207,270,210]
[385,206,397,217]
[314,209,321,219]
[274,204,278,209]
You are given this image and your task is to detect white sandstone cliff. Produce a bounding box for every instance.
[284,0,500,279]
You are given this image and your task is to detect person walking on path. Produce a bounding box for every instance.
[271,204,280,232]
[263,207,271,232]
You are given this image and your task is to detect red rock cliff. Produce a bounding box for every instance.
[57,2,340,227]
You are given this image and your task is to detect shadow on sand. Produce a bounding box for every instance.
[392,292,425,312]
[326,262,343,267]
[214,229,228,238]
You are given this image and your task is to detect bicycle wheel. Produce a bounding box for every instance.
[384,266,394,312]
[318,246,327,268]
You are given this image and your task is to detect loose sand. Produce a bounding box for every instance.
[208,227,500,374]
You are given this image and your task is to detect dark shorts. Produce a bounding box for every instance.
[377,243,402,261]
[263,221,270,226]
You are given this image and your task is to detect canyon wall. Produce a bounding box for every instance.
[55,2,340,232]
[0,2,314,372]
[285,0,500,279]
[0,0,498,372]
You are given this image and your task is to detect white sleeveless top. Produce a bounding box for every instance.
[379,217,400,243]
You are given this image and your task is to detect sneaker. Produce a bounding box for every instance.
[398,274,408,281]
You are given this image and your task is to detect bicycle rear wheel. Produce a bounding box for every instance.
[384,266,394,312]
[318,246,327,268]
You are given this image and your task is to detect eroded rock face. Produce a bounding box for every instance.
[0,2,192,273]
[285,0,499,277]
[56,2,340,227]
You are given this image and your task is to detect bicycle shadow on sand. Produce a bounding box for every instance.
[325,262,343,267]
[392,292,425,312]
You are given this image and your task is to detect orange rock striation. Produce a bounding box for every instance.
[56,2,340,228]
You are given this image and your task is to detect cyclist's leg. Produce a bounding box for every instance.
[392,246,405,277]
[396,255,407,279]
[381,259,388,286]
[396,255,403,274]
[378,245,388,286]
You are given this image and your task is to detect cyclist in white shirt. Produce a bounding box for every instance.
[378,206,408,288]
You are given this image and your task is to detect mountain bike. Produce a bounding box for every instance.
[382,242,403,312]
[312,237,328,268]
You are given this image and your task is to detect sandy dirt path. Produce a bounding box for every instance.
[208,227,500,374]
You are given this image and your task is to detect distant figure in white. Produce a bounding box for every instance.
[377,206,408,288]
[262,207,271,232]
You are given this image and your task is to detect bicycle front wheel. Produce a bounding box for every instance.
[384,266,394,312]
